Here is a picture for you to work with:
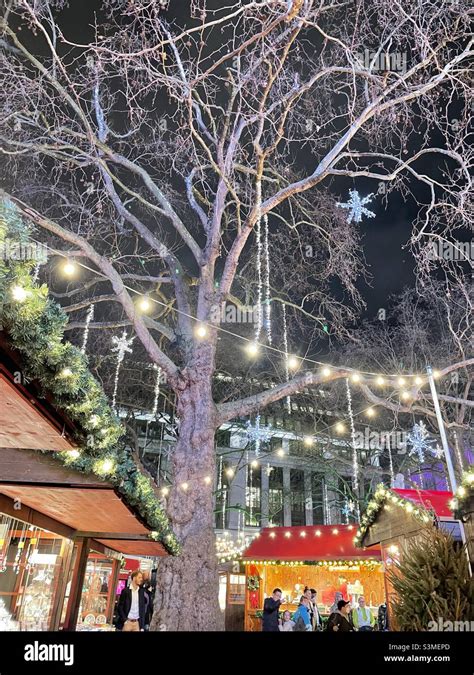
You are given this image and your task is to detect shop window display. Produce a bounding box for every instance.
[0,515,66,631]
[76,553,116,630]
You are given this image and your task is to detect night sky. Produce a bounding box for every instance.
[53,0,420,322]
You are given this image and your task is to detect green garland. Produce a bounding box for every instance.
[450,467,474,514]
[354,483,434,547]
[0,198,179,555]
[247,575,260,591]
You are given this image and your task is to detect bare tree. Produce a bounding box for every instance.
[1,0,472,630]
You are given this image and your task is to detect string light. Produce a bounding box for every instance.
[66,449,81,460]
[303,436,314,446]
[346,378,360,519]
[282,304,291,414]
[254,181,263,342]
[180,482,189,491]
[287,355,299,370]
[365,407,375,417]
[204,476,212,485]
[61,259,78,278]
[95,458,115,475]
[321,366,331,377]
[276,447,285,457]
[335,422,345,434]
[246,341,259,357]
[251,460,259,468]
[29,238,455,383]
[161,486,169,496]
[80,303,94,354]
[195,323,207,338]
[414,376,423,386]
[11,285,28,302]
[400,391,411,401]
[397,377,406,387]
[60,367,73,377]
[351,373,361,383]
[226,468,235,479]
[137,295,152,313]
[263,213,272,344]
[111,331,134,409]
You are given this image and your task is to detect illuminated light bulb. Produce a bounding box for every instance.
[465,473,474,485]
[457,486,467,498]
[204,476,212,485]
[332,528,339,535]
[433,370,440,379]
[303,436,314,446]
[284,531,291,538]
[376,376,385,386]
[300,531,306,537]
[351,372,361,383]
[347,525,353,530]
[137,296,152,313]
[335,422,345,434]
[276,448,285,457]
[61,260,78,278]
[226,468,235,478]
[287,355,299,370]
[97,458,115,475]
[251,460,259,468]
[414,376,423,386]
[388,545,399,555]
[269,532,276,539]
[246,341,259,357]
[67,449,80,460]
[400,391,411,401]
[60,367,73,377]
[180,482,189,491]
[405,503,414,513]
[449,498,458,510]
[366,407,375,417]
[397,377,406,387]
[11,285,28,302]
[89,415,100,428]
[315,529,322,537]
[161,487,169,496]
[195,323,208,338]
[321,366,331,377]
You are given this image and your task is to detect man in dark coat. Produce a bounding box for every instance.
[262,588,282,631]
[116,570,147,631]
[326,599,353,633]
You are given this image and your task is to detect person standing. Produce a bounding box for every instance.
[352,596,375,631]
[292,596,312,631]
[116,570,147,632]
[310,589,322,631]
[262,588,282,632]
[326,599,353,632]
[279,610,295,632]
[329,591,343,614]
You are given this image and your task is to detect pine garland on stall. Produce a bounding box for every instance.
[0,198,179,555]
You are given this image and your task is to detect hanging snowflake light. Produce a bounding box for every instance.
[337,190,376,223]
[406,421,435,463]
[246,414,273,456]
[341,499,355,523]
[111,330,134,409]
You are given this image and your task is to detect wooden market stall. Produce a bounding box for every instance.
[355,485,459,627]
[241,524,384,631]
[0,339,170,632]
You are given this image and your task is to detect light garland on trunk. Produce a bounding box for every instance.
[152,364,162,418]
[254,182,263,342]
[263,213,272,344]
[80,303,94,354]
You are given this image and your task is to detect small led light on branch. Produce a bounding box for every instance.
[287,355,299,370]
[195,323,208,338]
[61,260,78,278]
[376,376,385,386]
[303,436,314,446]
[137,296,152,313]
[66,450,81,460]
[11,285,28,302]
[321,366,331,377]
[365,407,375,417]
[246,342,259,357]
[161,487,169,496]
[335,422,345,434]
[351,373,361,383]
[397,377,406,387]
[60,367,73,378]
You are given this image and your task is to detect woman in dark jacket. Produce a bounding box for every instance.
[326,599,353,632]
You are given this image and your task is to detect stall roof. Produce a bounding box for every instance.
[392,488,453,519]
[242,525,381,561]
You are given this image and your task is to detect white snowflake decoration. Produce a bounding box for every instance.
[406,421,435,463]
[433,444,444,460]
[337,190,376,223]
[246,414,273,456]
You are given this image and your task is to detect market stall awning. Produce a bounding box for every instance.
[242,525,381,561]
[392,488,452,518]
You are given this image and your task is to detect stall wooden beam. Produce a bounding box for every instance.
[63,538,91,632]
[0,492,75,539]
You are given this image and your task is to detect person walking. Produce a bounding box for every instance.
[352,596,375,631]
[326,599,353,632]
[262,588,282,632]
[116,570,147,632]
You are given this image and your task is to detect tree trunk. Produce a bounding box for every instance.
[150,371,223,631]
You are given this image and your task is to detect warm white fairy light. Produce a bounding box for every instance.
[195,323,208,338]
[246,341,259,357]
[60,367,73,377]
[161,486,169,496]
[66,449,81,460]
[322,366,331,377]
[303,436,314,446]
[80,303,94,354]
[61,259,78,278]
[414,376,423,386]
[251,460,259,468]
[376,376,385,386]
[204,476,212,485]
[137,295,152,313]
[180,482,189,491]
[11,285,28,302]
[335,422,345,434]
[226,468,235,479]
[397,377,406,387]
[345,378,360,518]
[351,372,361,383]
[276,447,285,457]
[111,330,134,409]
[263,213,272,344]
[365,407,375,417]
[400,390,411,401]
[287,355,299,370]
